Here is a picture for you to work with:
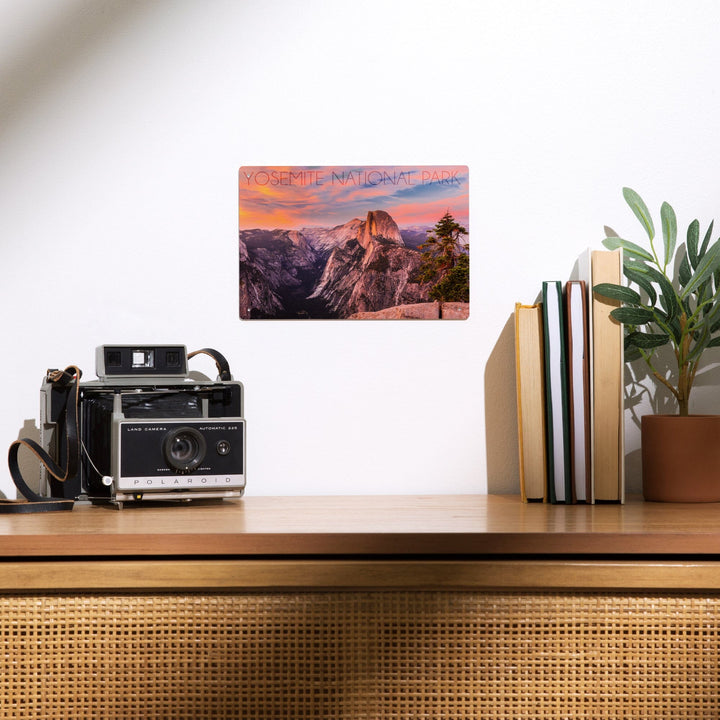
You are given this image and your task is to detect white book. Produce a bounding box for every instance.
[565,280,590,502]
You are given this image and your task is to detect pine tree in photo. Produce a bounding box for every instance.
[418,211,469,302]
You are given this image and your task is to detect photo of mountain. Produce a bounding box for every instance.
[239,166,469,320]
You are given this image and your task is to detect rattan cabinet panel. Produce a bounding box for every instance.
[0,591,717,719]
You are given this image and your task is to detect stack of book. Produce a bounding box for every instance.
[514,249,625,503]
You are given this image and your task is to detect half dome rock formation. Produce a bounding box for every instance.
[308,210,430,317]
[357,210,404,250]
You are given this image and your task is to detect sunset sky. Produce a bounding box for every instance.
[239,166,469,230]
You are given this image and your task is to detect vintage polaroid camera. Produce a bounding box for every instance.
[39,345,246,508]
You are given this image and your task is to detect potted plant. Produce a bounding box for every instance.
[594,187,720,501]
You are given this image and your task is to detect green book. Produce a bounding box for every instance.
[541,281,572,503]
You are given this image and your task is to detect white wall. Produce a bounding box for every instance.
[2,0,720,498]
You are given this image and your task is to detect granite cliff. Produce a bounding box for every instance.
[309,211,430,317]
[238,229,323,319]
[239,210,432,319]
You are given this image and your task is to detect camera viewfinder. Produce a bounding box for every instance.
[132,350,155,369]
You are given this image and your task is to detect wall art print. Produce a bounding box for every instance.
[238,165,469,320]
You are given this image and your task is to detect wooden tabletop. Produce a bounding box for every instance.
[1,494,720,558]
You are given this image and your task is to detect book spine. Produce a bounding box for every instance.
[542,281,572,503]
[514,303,548,502]
[565,281,591,503]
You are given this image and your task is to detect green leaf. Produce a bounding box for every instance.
[660,201,677,268]
[681,238,720,298]
[610,307,655,324]
[625,331,669,350]
[623,187,655,240]
[624,347,644,362]
[593,282,642,305]
[700,220,714,258]
[623,257,653,278]
[681,296,694,320]
[708,336,720,348]
[687,219,700,268]
[623,265,657,305]
[701,296,720,328]
[667,316,683,344]
[696,280,713,312]
[679,250,692,287]
[602,236,654,261]
[659,292,674,319]
[645,266,679,320]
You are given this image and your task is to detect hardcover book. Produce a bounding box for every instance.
[565,280,591,502]
[588,250,625,502]
[542,281,572,503]
[575,249,625,503]
[514,302,548,502]
[238,166,469,320]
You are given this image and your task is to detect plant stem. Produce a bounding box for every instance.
[641,348,682,405]
[675,311,693,416]
[677,362,691,417]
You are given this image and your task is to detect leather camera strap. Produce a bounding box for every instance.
[187,348,232,381]
[4,366,81,513]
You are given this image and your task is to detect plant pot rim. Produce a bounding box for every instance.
[643,413,720,420]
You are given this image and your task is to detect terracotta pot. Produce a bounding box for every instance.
[642,414,720,502]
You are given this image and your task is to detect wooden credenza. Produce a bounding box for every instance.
[1,494,719,719]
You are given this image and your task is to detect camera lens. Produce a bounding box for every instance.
[163,427,206,473]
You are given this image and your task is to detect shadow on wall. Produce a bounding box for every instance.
[1,1,154,136]
[484,313,519,494]
[6,419,43,501]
